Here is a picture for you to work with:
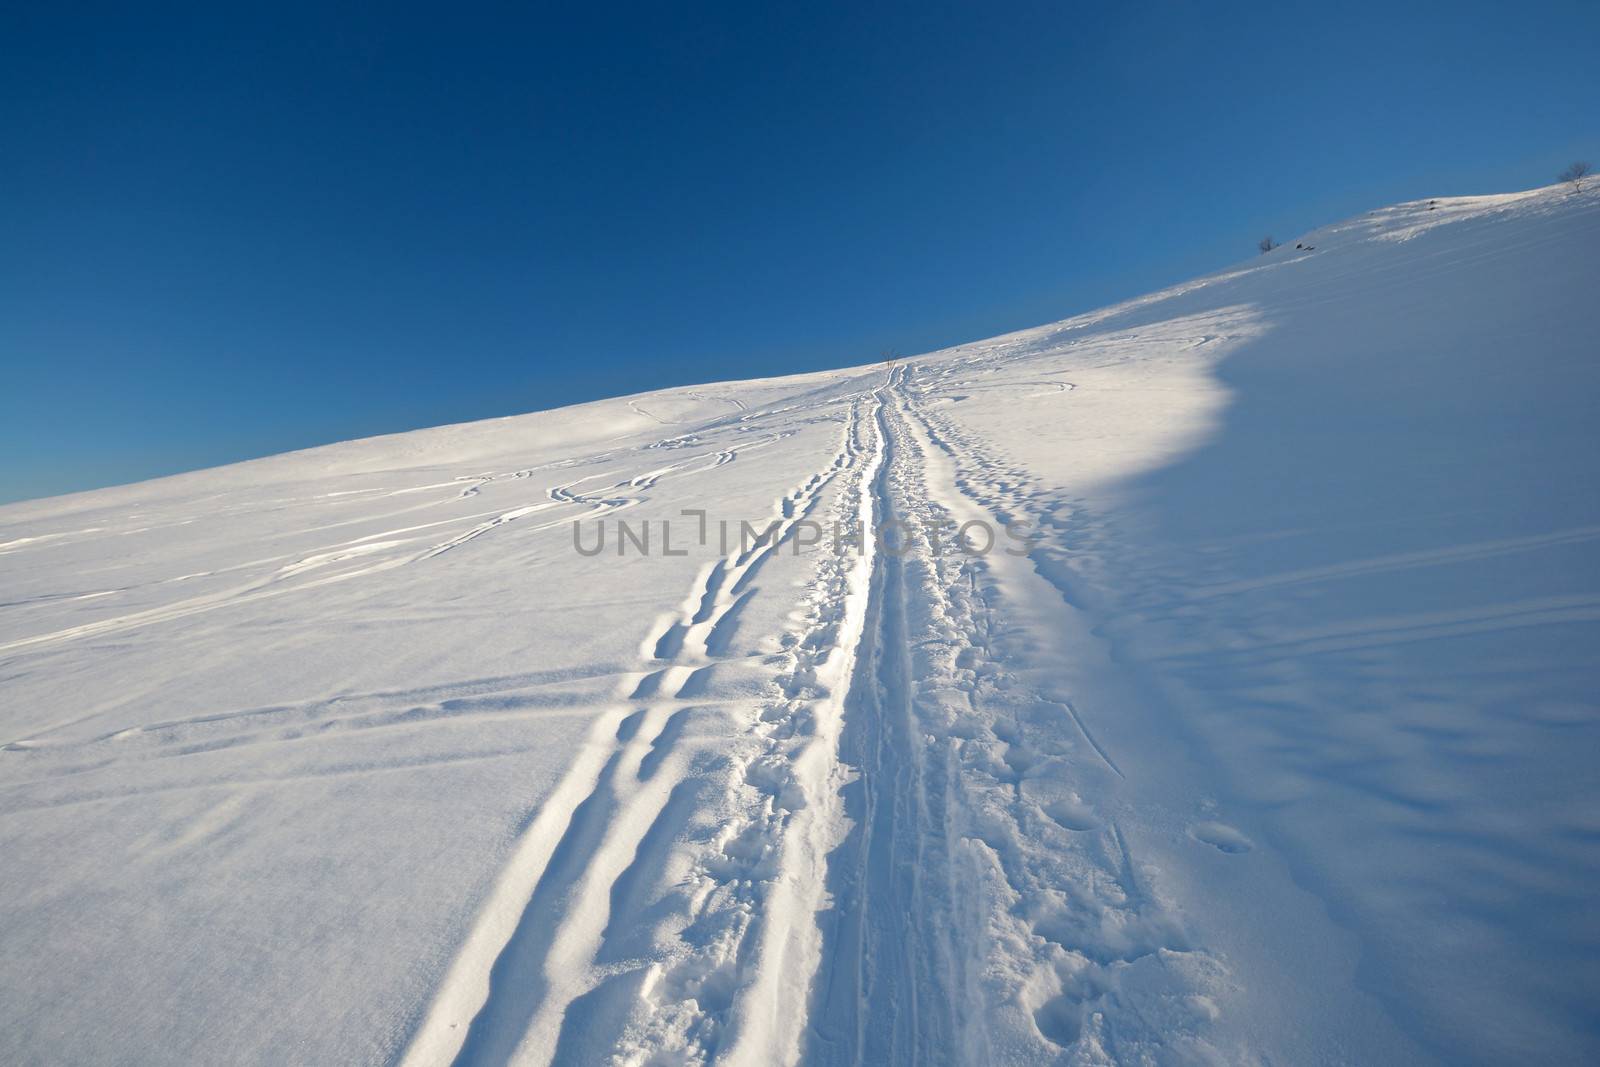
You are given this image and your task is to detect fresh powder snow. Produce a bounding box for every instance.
[2,181,1597,1066]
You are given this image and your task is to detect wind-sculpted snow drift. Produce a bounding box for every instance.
[2,182,1597,1065]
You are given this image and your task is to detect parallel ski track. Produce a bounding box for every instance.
[396,390,886,1067]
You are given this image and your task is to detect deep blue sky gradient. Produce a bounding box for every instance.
[3,0,1597,502]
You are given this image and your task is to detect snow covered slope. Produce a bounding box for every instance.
[2,181,1597,1066]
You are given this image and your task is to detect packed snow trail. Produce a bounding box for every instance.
[808,370,960,1066]
[802,370,1235,1064]
[3,182,1598,1065]
[396,365,1236,1065]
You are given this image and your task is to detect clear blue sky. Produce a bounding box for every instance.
[3,0,1597,503]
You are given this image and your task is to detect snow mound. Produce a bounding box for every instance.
[2,180,1597,1066]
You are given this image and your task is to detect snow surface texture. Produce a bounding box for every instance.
[3,182,1598,1066]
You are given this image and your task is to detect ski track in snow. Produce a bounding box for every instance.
[396,392,877,1067]
[389,366,1227,1067]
